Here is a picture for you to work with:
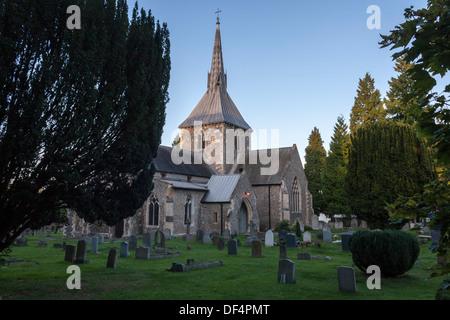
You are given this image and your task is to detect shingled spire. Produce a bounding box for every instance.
[208,20,227,91]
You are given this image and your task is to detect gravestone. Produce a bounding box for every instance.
[106,248,118,268]
[322,223,331,232]
[64,245,76,262]
[351,218,358,229]
[251,240,262,258]
[98,235,105,244]
[297,252,312,260]
[278,259,295,284]
[323,230,332,243]
[278,230,288,242]
[311,215,319,230]
[223,230,231,240]
[154,230,165,251]
[431,229,441,244]
[91,236,99,254]
[212,235,220,246]
[280,245,287,259]
[129,235,138,250]
[218,237,225,250]
[203,235,211,244]
[286,234,296,248]
[228,239,238,255]
[164,229,172,240]
[299,221,305,232]
[337,266,356,292]
[135,246,150,260]
[265,230,274,247]
[74,240,89,264]
[142,233,152,249]
[120,242,130,257]
[341,231,355,252]
[303,231,311,242]
[334,221,344,229]
[359,220,368,229]
[15,233,28,246]
[196,229,204,242]
[249,220,258,236]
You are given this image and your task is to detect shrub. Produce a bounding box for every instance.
[274,220,291,232]
[349,230,420,277]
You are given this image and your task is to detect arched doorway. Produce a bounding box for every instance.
[238,201,248,234]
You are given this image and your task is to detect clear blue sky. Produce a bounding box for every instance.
[126,0,429,164]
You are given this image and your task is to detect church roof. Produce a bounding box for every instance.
[201,174,241,203]
[154,178,208,191]
[178,21,251,130]
[151,145,215,178]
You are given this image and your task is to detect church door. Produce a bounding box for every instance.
[238,202,248,234]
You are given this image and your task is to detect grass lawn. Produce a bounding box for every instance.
[0,230,445,300]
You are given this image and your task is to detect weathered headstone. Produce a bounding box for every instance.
[64,245,76,262]
[106,248,118,268]
[278,229,288,242]
[218,237,225,250]
[91,236,99,254]
[278,259,295,284]
[98,235,105,244]
[196,229,204,242]
[249,220,257,236]
[154,230,165,251]
[334,221,344,229]
[303,231,311,242]
[337,266,356,292]
[164,229,172,240]
[265,230,274,247]
[15,233,28,246]
[350,218,358,229]
[142,233,152,249]
[297,252,312,260]
[280,245,287,259]
[323,230,332,243]
[251,240,262,258]
[74,240,89,264]
[135,246,150,260]
[228,239,238,255]
[223,230,231,240]
[203,235,211,244]
[341,231,355,252]
[286,234,296,248]
[120,242,130,257]
[129,235,138,250]
[311,215,320,230]
[212,235,220,246]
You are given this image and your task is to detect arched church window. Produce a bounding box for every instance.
[291,178,301,213]
[184,195,192,225]
[148,195,159,226]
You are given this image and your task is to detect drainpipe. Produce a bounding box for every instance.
[220,203,223,235]
[268,185,271,230]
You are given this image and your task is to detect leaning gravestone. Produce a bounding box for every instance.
[64,245,76,262]
[120,242,130,257]
[303,231,312,242]
[91,236,99,254]
[228,239,238,255]
[135,246,150,260]
[265,230,274,247]
[323,230,332,243]
[286,234,296,248]
[142,233,152,249]
[278,259,295,283]
[337,266,356,292]
[106,248,118,269]
[251,240,262,258]
[74,240,89,264]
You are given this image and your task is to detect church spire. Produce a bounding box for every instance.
[208,17,227,91]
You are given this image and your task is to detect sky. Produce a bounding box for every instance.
[125,0,431,164]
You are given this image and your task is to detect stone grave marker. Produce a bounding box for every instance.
[218,237,225,250]
[91,236,99,254]
[74,240,89,264]
[278,230,288,242]
[337,266,356,292]
[431,229,441,244]
[351,218,358,229]
[135,246,150,260]
[223,229,231,240]
[98,235,105,244]
[278,259,295,283]
[154,230,165,251]
[341,231,355,252]
[251,240,262,258]
[212,235,220,246]
[228,239,238,255]
[203,235,211,244]
[265,230,274,247]
[297,252,312,260]
[129,235,138,250]
[323,230,332,243]
[286,234,296,248]
[303,231,311,242]
[196,229,204,242]
[64,245,76,262]
[120,242,129,257]
[311,215,319,230]
[143,233,152,249]
[280,245,287,259]
[106,248,118,268]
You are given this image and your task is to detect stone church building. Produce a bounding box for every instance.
[64,19,314,239]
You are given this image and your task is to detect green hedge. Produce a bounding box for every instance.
[349,230,420,277]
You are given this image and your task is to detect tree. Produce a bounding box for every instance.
[322,115,351,217]
[0,0,171,252]
[385,56,418,125]
[350,73,386,134]
[346,120,435,229]
[304,127,327,213]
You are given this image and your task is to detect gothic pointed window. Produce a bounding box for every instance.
[184,195,192,224]
[291,178,301,213]
[148,195,159,226]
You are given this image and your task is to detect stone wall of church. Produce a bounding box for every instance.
[252,185,281,231]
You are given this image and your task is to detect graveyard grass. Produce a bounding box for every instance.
[0,230,445,300]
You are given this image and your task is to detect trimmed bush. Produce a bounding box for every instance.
[349,230,420,277]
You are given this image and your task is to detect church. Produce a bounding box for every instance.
[64,19,314,239]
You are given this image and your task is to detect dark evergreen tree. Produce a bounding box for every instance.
[322,115,351,217]
[304,127,327,213]
[346,120,435,229]
[0,0,170,252]
[350,73,386,134]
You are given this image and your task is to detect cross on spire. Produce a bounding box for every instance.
[215,8,222,23]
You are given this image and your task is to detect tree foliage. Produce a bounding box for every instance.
[0,0,170,252]
[304,127,327,213]
[322,115,351,217]
[346,121,435,229]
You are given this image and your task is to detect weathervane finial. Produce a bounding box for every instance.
[215,8,222,23]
